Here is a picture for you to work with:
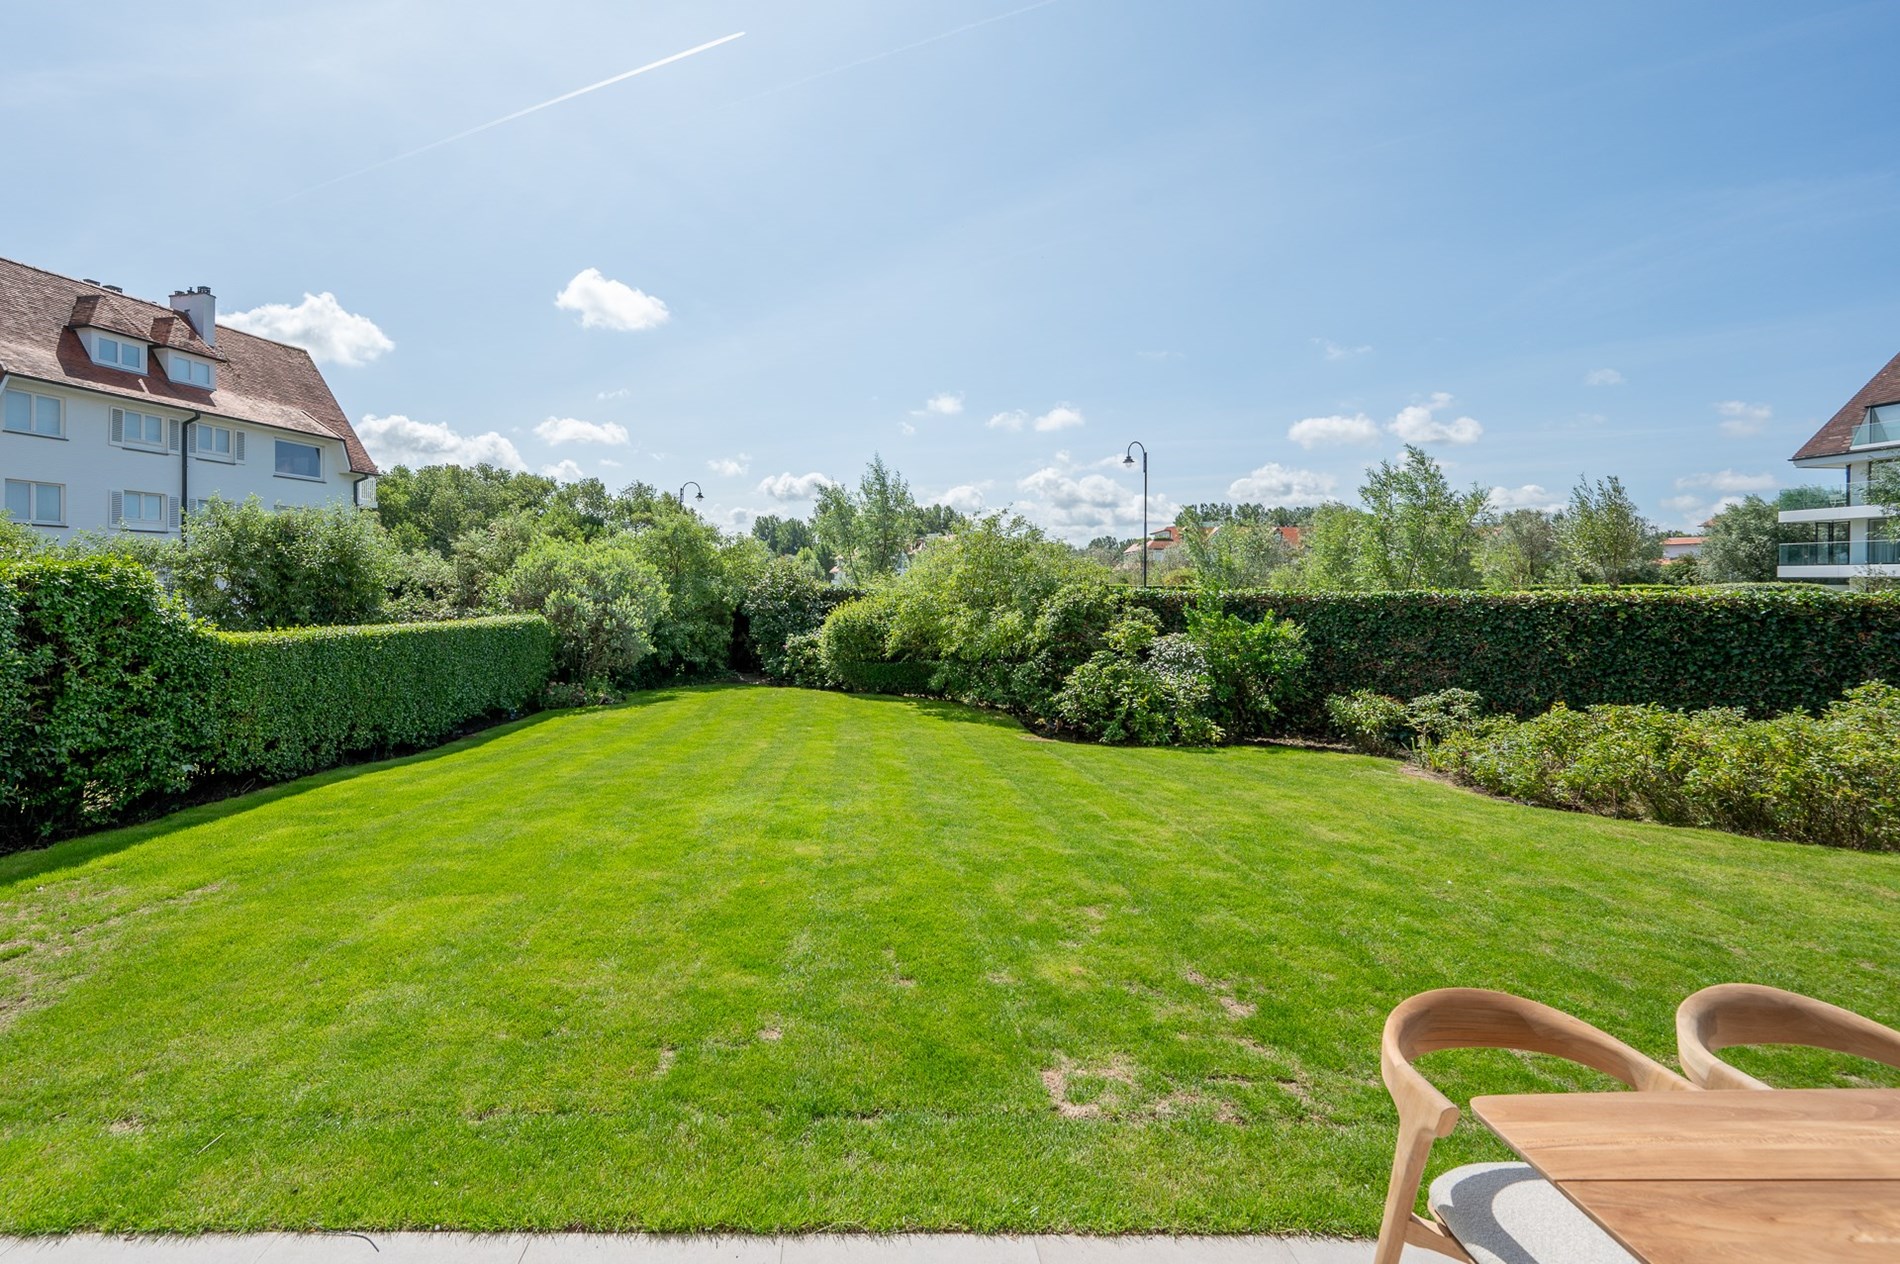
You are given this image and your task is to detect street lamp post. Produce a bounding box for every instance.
[677,481,704,509]
[1122,441,1149,587]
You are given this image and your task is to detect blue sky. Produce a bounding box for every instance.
[7,0,1898,539]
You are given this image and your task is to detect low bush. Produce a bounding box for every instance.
[1422,682,1900,850]
[0,556,218,847]
[1186,605,1308,738]
[1326,690,1410,755]
[779,630,834,689]
[1053,611,1224,746]
[743,559,848,678]
[211,616,553,781]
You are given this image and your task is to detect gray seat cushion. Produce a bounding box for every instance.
[1428,1162,1638,1264]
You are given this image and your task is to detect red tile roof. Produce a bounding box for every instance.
[0,257,376,475]
[1662,536,1706,546]
[1794,350,1900,462]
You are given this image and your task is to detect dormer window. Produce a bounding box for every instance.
[157,349,216,389]
[89,332,147,372]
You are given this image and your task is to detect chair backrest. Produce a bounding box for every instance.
[1373,989,1693,1264]
[1676,983,1900,1090]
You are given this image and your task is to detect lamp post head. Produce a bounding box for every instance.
[1122,454,1136,467]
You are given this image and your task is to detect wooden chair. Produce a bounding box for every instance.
[1676,983,1900,1090]
[1375,988,1696,1264]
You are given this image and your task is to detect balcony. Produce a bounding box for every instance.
[1788,485,1887,510]
[1779,540,1900,567]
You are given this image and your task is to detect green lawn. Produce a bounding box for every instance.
[2,685,1896,1235]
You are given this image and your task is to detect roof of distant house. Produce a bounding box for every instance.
[1663,536,1707,546]
[1793,349,1900,462]
[0,256,376,475]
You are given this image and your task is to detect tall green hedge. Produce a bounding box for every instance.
[212,616,553,781]
[0,557,218,847]
[1130,588,1900,720]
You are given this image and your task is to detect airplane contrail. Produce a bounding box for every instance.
[285,31,746,200]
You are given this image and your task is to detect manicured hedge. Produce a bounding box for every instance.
[0,557,218,847]
[212,616,553,781]
[1130,588,1900,721]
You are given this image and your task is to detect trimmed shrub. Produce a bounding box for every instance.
[779,629,834,689]
[818,594,938,693]
[1422,682,1900,850]
[1131,588,1900,721]
[502,536,667,687]
[743,560,852,678]
[0,556,218,847]
[1185,605,1308,738]
[1054,613,1224,746]
[211,615,553,781]
[1326,690,1409,755]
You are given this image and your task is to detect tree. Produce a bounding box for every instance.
[169,497,395,629]
[1292,503,1371,590]
[1699,496,1780,583]
[1177,511,1294,592]
[1479,509,1563,589]
[812,455,921,582]
[1356,446,1488,589]
[502,535,668,687]
[375,463,558,554]
[1560,475,1659,586]
[752,514,816,557]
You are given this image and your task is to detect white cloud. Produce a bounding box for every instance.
[1315,338,1372,361]
[542,459,586,482]
[596,387,631,400]
[937,484,988,514]
[988,403,1085,432]
[756,471,837,500]
[356,414,526,471]
[1662,492,1744,526]
[533,415,630,446]
[1584,368,1625,387]
[1013,456,1177,543]
[599,458,623,469]
[900,420,917,436]
[1389,392,1483,445]
[1034,404,1085,432]
[1716,400,1772,437]
[707,454,751,477]
[554,267,670,332]
[914,392,964,417]
[1288,413,1380,449]
[721,507,756,531]
[1488,484,1565,512]
[1675,469,1778,494]
[1226,462,1337,505]
[223,292,393,366]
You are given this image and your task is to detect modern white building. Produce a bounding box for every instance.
[1778,352,1900,586]
[0,257,377,540]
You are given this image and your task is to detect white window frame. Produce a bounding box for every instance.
[113,407,174,452]
[117,490,169,532]
[193,423,242,463]
[2,387,64,439]
[4,479,64,526]
[274,439,324,481]
[161,350,215,389]
[90,333,148,373]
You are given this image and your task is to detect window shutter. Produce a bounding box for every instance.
[169,496,181,531]
[168,419,182,451]
[233,431,246,462]
[110,408,124,444]
[189,425,201,452]
[109,490,123,526]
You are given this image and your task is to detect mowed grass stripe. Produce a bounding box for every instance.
[0,684,1895,1233]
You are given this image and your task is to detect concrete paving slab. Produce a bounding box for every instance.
[260,1234,530,1263]
[1034,1235,1298,1263]
[782,1235,1038,1264]
[1,1237,278,1264]
[519,1236,779,1263]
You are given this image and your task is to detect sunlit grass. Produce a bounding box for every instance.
[1,684,1895,1233]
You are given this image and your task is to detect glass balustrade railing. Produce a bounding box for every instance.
[1779,540,1900,566]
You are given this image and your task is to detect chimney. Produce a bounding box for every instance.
[169,286,216,346]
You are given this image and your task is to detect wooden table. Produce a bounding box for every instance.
[1471,1087,1900,1263]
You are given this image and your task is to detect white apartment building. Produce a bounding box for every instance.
[1778,351,1900,586]
[0,257,376,539]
